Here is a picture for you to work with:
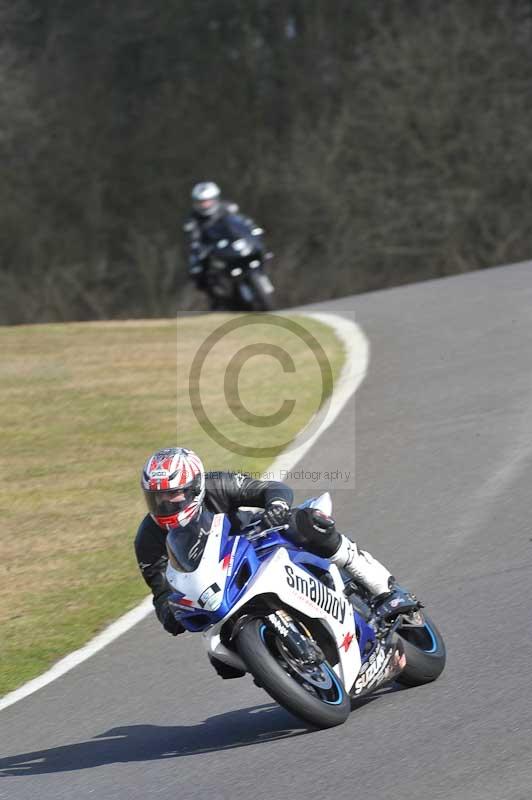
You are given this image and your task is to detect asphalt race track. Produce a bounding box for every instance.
[1,262,532,800]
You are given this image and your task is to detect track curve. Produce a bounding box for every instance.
[2,262,532,800]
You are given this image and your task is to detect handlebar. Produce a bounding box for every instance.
[241,518,289,542]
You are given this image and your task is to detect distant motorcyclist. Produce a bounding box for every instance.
[134,447,418,637]
[183,181,263,295]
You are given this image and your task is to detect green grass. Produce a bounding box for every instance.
[0,313,344,696]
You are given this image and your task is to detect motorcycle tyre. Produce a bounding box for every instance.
[236,617,350,729]
[247,272,275,312]
[396,613,446,687]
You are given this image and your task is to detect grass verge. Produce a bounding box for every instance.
[0,313,344,696]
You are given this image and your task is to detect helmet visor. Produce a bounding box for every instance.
[144,482,199,518]
[194,198,218,215]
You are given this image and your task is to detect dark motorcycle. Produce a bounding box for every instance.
[200,214,275,312]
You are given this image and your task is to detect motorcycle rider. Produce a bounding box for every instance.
[135,447,417,637]
[183,181,263,295]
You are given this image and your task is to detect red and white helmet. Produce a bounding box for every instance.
[141,447,205,530]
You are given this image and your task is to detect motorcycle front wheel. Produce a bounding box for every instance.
[236,617,350,729]
[247,272,275,312]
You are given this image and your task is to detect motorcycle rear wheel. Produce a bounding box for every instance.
[236,617,350,728]
[396,612,446,686]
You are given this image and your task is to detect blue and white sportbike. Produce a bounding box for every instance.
[166,493,446,729]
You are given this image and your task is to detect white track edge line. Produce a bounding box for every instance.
[0,311,369,712]
[0,597,154,711]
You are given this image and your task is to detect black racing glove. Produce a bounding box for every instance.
[188,261,204,277]
[157,598,186,636]
[262,499,291,528]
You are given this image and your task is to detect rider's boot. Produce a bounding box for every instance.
[291,510,418,619]
[329,536,419,619]
[329,536,392,595]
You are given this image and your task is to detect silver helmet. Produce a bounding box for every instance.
[191,181,221,217]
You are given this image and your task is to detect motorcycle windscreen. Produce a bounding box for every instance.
[166,511,214,572]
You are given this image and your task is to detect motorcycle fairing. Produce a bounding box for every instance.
[166,494,382,693]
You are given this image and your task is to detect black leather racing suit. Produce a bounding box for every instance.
[134,472,294,634]
[183,201,258,287]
